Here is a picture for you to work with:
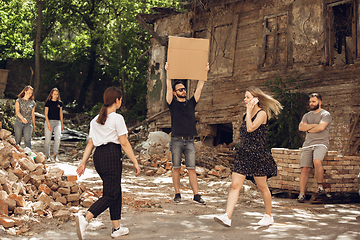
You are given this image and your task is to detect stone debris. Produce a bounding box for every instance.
[132,131,235,179]
[0,128,99,235]
[0,128,237,236]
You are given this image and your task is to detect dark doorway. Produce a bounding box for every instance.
[213,123,233,146]
[160,128,171,134]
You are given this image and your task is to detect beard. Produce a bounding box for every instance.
[310,103,319,110]
[176,93,186,99]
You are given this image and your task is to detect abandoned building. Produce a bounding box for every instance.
[141,0,360,156]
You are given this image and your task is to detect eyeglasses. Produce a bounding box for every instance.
[175,88,186,92]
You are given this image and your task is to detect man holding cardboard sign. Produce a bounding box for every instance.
[165,61,209,204]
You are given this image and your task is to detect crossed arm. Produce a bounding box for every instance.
[299,121,329,133]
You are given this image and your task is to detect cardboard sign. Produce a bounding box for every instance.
[167,36,209,81]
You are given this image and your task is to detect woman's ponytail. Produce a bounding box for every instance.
[96,87,122,125]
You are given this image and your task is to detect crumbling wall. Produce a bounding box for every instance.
[146,0,360,154]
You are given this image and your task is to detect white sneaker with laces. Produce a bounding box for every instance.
[111,225,129,238]
[214,213,231,227]
[75,213,88,240]
[257,214,274,226]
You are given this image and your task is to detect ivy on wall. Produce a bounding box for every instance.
[264,76,309,150]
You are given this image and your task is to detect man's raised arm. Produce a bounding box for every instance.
[194,63,209,103]
[165,62,173,105]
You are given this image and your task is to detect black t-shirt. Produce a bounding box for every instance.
[45,100,63,120]
[167,96,197,137]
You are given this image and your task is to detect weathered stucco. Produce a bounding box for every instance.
[146,0,360,155]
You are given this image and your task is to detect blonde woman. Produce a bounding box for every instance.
[214,86,282,227]
[44,88,64,162]
[14,85,36,149]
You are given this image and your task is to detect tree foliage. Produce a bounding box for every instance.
[264,76,309,150]
[1,0,183,123]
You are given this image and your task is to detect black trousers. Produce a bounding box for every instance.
[88,143,123,220]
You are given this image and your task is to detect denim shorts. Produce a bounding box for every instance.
[300,145,328,168]
[170,137,196,169]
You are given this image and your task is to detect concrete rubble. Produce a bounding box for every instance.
[0,128,99,235]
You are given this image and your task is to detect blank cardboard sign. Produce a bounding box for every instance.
[167,36,209,81]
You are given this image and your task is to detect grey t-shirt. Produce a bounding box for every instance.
[301,109,331,148]
[16,98,36,124]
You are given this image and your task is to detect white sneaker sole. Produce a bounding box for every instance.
[214,216,231,227]
[111,231,129,238]
[75,215,84,240]
[258,222,273,226]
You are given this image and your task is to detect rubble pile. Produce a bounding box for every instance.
[133,131,235,179]
[0,128,99,234]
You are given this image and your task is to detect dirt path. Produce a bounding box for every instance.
[1,140,359,239]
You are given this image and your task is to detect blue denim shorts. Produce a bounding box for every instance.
[170,137,196,169]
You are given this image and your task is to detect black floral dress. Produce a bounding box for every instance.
[233,109,277,181]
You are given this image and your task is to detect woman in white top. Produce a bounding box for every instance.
[75,87,140,240]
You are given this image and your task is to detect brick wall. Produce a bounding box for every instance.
[269,148,360,194]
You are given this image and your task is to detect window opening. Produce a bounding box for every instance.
[326,0,357,65]
[333,2,353,64]
[261,12,288,68]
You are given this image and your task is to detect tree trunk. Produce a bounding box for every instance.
[76,39,97,111]
[34,0,42,98]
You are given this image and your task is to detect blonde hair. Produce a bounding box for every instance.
[18,85,34,100]
[246,86,283,119]
[46,88,61,102]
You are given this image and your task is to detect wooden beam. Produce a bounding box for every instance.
[128,109,170,133]
[342,111,360,156]
[135,14,167,46]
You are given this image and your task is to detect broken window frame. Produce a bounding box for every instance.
[259,11,290,70]
[324,0,358,65]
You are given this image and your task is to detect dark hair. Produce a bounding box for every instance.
[46,88,61,102]
[18,85,34,100]
[309,93,322,101]
[172,80,186,91]
[97,87,122,125]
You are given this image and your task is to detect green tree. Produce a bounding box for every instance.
[1,0,183,123]
[0,0,35,62]
[264,76,309,150]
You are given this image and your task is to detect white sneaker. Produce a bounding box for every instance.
[214,213,231,227]
[75,213,88,240]
[257,214,274,226]
[53,155,59,162]
[111,225,129,238]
